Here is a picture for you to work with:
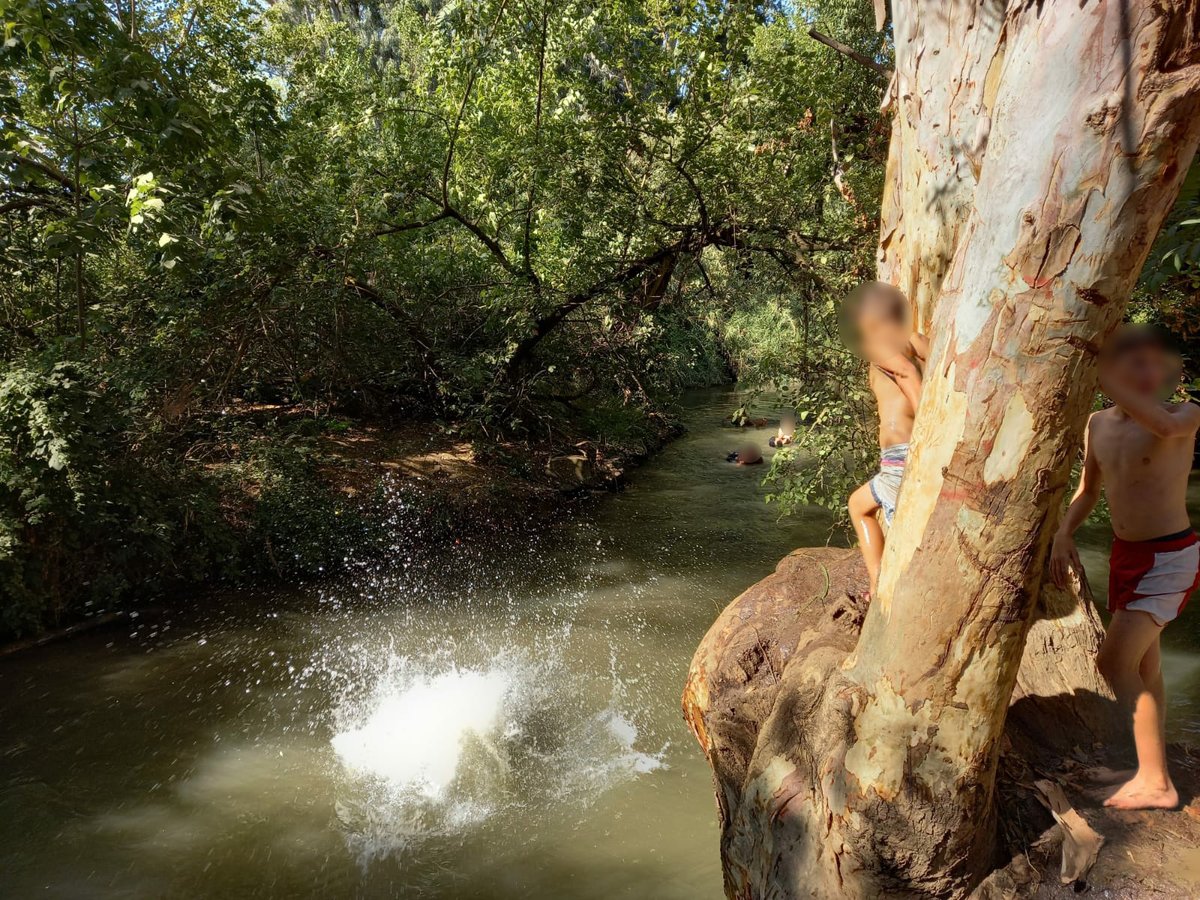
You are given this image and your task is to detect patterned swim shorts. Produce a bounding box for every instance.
[868,443,909,527]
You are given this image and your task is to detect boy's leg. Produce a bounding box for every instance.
[848,482,884,595]
[1096,610,1177,809]
[1140,636,1169,770]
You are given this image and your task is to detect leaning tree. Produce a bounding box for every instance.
[684,2,1200,897]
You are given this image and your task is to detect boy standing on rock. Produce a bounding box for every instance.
[1051,325,1200,810]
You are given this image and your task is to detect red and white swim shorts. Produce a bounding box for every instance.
[1108,528,1200,626]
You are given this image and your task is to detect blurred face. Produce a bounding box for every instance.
[1107,344,1174,397]
[779,410,796,437]
[856,300,908,356]
[737,443,762,465]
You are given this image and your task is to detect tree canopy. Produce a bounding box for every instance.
[1,0,1196,634]
[2,0,886,412]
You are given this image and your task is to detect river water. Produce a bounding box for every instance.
[2,387,1199,899]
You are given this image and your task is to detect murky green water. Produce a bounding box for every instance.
[1,387,1198,899]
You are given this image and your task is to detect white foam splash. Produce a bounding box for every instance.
[601,711,663,775]
[328,649,665,862]
[331,668,510,798]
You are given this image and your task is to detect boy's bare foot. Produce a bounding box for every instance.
[1101,775,1179,810]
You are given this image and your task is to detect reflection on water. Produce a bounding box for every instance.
[1,387,1197,899]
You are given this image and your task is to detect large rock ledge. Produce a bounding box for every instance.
[683,548,871,777]
[682,547,1200,899]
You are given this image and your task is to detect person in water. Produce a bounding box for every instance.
[725,443,763,465]
[1051,325,1200,811]
[769,410,796,448]
[844,282,929,597]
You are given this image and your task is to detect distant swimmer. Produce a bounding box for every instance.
[725,444,763,465]
[769,410,797,448]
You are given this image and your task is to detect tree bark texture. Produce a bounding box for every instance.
[686,2,1200,897]
[684,550,1120,899]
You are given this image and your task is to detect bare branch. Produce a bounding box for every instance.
[342,276,446,384]
[807,28,892,80]
[442,204,526,279]
[376,190,526,281]
[12,155,76,193]
[671,160,709,229]
[372,210,451,237]
[0,196,63,215]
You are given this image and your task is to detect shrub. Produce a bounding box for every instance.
[0,360,235,635]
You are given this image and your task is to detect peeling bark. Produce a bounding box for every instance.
[877,3,1005,329]
[688,2,1200,897]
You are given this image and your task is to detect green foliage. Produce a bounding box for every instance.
[720,271,878,524]
[0,0,891,633]
[2,0,882,414]
[763,367,877,527]
[17,0,1189,626]
[575,398,661,452]
[244,443,376,579]
[0,360,236,634]
[1133,159,1200,385]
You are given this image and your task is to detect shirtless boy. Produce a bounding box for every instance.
[1051,325,1200,811]
[845,282,929,596]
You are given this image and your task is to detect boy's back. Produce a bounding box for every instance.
[868,333,929,449]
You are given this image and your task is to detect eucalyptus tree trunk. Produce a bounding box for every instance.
[875,4,999,331]
[685,2,1200,897]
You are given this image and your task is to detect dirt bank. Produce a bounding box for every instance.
[1,405,683,649]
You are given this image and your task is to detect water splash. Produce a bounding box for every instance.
[332,667,511,798]
[329,645,665,862]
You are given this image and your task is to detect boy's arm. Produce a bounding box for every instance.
[909,332,931,363]
[1100,371,1200,437]
[873,351,923,412]
[1050,417,1103,588]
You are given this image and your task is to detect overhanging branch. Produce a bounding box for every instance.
[807,29,892,80]
[502,223,848,376]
